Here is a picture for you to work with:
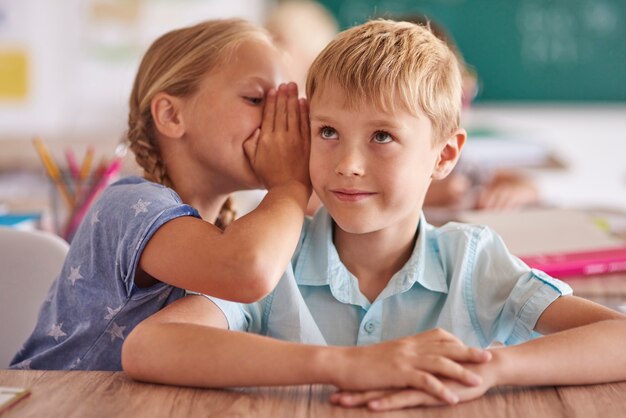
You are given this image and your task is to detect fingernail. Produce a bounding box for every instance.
[369,401,380,409]
[267,88,276,96]
[447,393,459,404]
[469,373,482,386]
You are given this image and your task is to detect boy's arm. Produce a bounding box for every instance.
[490,296,626,386]
[333,296,626,411]
[122,295,490,403]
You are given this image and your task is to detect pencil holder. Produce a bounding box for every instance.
[34,139,126,242]
[48,171,100,242]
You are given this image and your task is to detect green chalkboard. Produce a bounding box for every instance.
[316,0,626,102]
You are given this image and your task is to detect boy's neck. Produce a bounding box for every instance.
[333,216,420,302]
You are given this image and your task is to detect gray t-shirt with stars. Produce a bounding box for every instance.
[10,176,199,370]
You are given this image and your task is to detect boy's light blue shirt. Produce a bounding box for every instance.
[211,207,572,348]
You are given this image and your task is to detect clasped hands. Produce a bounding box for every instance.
[331,328,500,412]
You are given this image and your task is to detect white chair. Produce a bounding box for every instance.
[0,227,69,368]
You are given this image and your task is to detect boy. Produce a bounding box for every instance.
[122,20,626,411]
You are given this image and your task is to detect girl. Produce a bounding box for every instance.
[10,18,311,371]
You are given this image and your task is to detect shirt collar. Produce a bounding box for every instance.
[294,208,448,300]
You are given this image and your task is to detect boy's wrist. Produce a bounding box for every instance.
[312,345,353,387]
[486,347,516,387]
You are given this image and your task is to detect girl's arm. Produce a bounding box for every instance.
[122,295,491,404]
[332,296,626,411]
[139,84,311,302]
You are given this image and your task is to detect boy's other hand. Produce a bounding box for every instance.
[330,356,497,411]
[330,328,491,406]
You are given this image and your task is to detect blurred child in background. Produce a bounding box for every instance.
[403,14,540,212]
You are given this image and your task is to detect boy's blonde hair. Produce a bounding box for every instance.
[127,19,271,226]
[306,19,462,142]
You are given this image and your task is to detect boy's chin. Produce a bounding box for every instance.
[331,215,382,235]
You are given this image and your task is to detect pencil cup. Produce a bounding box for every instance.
[48,171,98,242]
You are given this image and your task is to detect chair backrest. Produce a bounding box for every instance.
[0,227,69,368]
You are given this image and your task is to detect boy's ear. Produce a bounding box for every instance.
[432,128,467,180]
[151,93,186,139]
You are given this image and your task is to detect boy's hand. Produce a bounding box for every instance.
[330,329,492,406]
[330,358,496,411]
[243,82,311,192]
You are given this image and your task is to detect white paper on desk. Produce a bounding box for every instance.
[461,136,552,168]
[0,386,29,412]
[458,209,624,256]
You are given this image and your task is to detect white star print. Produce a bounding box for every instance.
[67,266,84,286]
[104,306,121,321]
[48,323,67,341]
[106,322,126,342]
[15,359,31,370]
[70,357,81,370]
[90,210,100,225]
[131,198,151,216]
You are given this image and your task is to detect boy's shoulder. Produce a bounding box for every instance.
[427,220,491,242]
[424,219,508,263]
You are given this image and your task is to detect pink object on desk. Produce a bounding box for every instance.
[522,247,626,278]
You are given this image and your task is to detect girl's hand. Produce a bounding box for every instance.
[330,328,492,406]
[244,82,311,192]
[330,359,496,411]
[476,171,538,210]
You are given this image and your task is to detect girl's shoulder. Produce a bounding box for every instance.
[100,176,183,206]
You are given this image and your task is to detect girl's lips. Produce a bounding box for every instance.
[330,189,376,202]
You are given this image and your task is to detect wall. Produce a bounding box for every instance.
[318,0,626,101]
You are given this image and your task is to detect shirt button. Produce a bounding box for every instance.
[364,321,376,334]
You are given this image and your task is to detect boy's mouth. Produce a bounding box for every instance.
[329,188,376,202]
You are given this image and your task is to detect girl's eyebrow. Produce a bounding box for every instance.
[243,75,275,90]
[235,76,272,92]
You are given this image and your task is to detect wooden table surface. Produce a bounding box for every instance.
[2,370,626,418]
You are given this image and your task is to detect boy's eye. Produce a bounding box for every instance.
[244,96,263,105]
[373,131,393,144]
[320,126,338,139]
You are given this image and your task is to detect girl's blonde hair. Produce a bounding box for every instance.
[306,19,462,142]
[127,18,271,227]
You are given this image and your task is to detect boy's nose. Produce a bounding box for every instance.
[335,147,365,177]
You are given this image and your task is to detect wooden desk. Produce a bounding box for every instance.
[2,370,626,417]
